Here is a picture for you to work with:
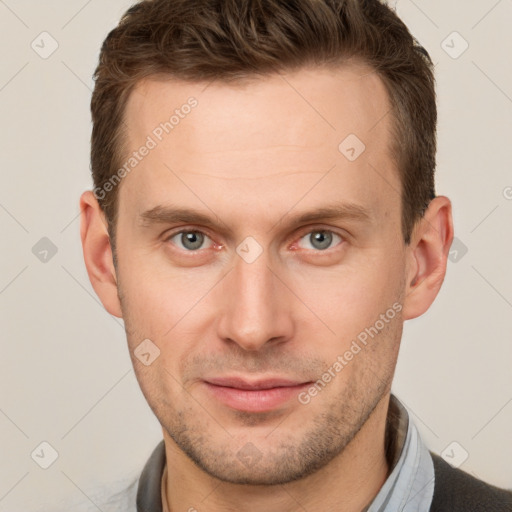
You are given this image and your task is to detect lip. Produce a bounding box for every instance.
[202,376,311,413]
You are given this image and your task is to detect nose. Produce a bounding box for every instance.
[216,249,295,352]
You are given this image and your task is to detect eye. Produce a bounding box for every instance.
[296,230,343,251]
[167,230,214,251]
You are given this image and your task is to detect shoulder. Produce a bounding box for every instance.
[430,452,512,512]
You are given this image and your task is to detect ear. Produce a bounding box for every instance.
[79,191,123,318]
[402,196,454,321]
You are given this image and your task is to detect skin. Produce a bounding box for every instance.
[80,62,453,512]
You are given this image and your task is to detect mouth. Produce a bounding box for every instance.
[202,376,312,413]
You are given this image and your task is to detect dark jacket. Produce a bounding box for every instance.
[429,452,512,511]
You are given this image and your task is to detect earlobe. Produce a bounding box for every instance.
[79,191,123,318]
[402,196,454,321]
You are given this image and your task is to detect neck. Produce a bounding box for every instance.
[163,394,391,512]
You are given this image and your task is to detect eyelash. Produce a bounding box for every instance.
[164,227,345,253]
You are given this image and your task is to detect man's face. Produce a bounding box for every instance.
[115,64,408,484]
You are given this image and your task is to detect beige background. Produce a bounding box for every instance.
[0,0,511,509]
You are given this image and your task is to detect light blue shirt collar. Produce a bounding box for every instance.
[367,395,435,512]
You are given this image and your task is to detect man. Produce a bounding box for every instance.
[80,0,512,510]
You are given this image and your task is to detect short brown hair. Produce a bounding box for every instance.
[91,0,436,245]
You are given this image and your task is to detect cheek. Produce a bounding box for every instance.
[117,256,224,344]
[291,253,404,347]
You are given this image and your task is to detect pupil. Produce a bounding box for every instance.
[183,232,203,250]
[311,231,331,250]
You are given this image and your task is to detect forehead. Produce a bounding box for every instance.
[125,62,391,155]
[119,63,399,231]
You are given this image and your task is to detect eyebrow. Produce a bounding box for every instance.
[139,202,372,233]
